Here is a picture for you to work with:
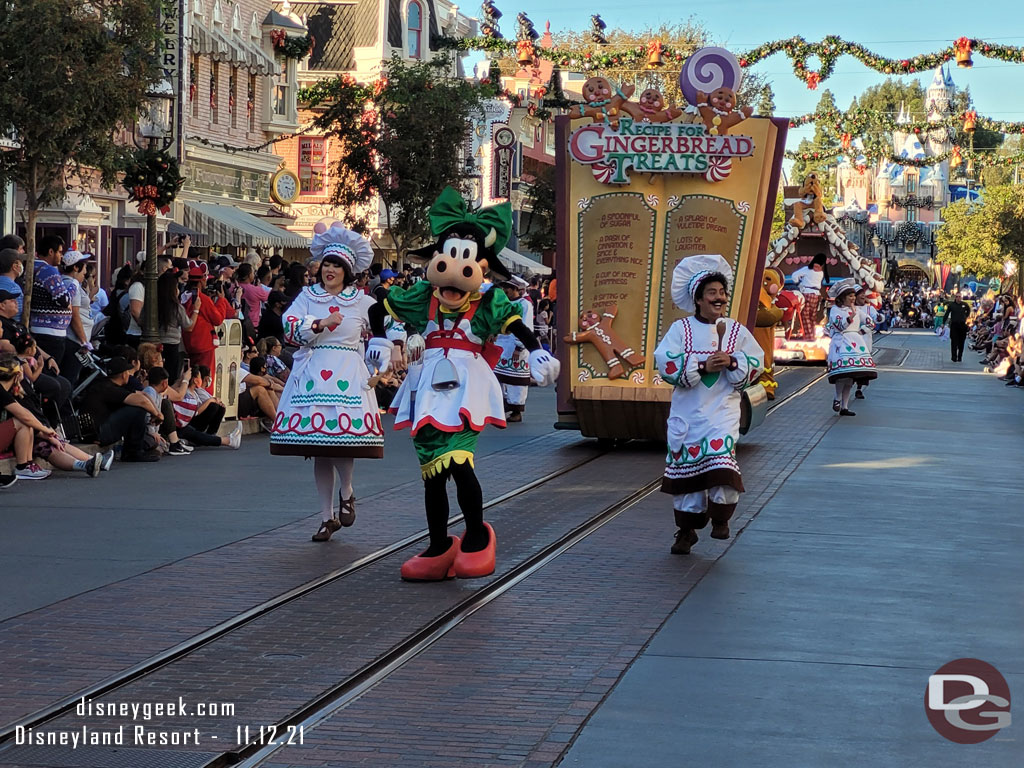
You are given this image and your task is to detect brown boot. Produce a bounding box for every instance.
[708,500,736,540]
[671,528,698,555]
[506,411,522,423]
[312,518,341,542]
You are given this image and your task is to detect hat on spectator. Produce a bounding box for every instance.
[187,260,209,280]
[0,288,19,302]
[379,269,398,281]
[61,250,92,267]
[267,290,289,307]
[215,254,239,269]
[106,356,133,376]
[502,275,529,290]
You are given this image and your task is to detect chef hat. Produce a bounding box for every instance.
[670,254,733,314]
[310,223,373,274]
[827,278,858,302]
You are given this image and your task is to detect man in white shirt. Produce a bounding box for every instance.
[790,253,828,340]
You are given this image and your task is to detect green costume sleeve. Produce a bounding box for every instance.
[471,287,521,339]
[383,281,433,333]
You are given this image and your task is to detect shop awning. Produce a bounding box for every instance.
[183,202,310,249]
[499,247,552,276]
[167,221,209,247]
[191,19,277,75]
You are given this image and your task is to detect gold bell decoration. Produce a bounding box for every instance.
[951,145,963,168]
[646,39,664,68]
[516,39,536,68]
[963,110,977,134]
[954,37,973,68]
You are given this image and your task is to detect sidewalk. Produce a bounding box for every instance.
[563,330,1024,767]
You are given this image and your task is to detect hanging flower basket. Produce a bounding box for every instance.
[123,149,184,216]
[271,30,314,60]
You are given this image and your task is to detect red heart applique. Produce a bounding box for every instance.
[665,361,678,375]
[328,306,340,313]
[710,438,724,451]
[687,446,701,458]
[319,369,333,381]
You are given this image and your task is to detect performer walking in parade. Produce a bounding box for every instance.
[791,253,829,340]
[270,224,385,542]
[944,293,970,362]
[654,254,764,555]
[853,286,879,400]
[368,187,559,581]
[494,275,535,422]
[826,280,877,416]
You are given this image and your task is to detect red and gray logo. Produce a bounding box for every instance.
[925,658,1011,743]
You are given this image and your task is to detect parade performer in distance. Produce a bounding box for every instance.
[367,187,560,581]
[853,285,879,400]
[494,275,535,422]
[269,223,384,542]
[790,253,829,340]
[826,280,877,416]
[654,254,764,556]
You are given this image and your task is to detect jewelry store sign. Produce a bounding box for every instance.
[185,160,270,203]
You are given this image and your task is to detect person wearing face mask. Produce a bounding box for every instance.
[654,254,765,556]
[269,224,383,542]
[0,245,26,316]
[825,280,877,415]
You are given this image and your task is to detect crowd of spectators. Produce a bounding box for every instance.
[967,293,1024,386]
[0,231,555,488]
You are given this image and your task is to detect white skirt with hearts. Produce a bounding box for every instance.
[270,344,383,457]
[827,331,878,384]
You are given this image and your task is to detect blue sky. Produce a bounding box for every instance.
[494,0,1024,157]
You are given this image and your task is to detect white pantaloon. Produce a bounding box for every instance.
[502,383,528,408]
[673,485,740,513]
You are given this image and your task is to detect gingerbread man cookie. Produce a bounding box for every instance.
[564,306,646,380]
[622,88,682,124]
[569,77,636,130]
[695,87,753,136]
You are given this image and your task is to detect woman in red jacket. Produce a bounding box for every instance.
[182,261,236,393]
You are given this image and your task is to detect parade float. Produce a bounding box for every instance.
[554,47,787,440]
[767,180,886,362]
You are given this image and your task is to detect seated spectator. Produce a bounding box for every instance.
[0,246,26,317]
[256,336,289,381]
[142,366,193,456]
[1,354,55,480]
[82,356,163,462]
[238,350,282,430]
[257,290,289,344]
[171,365,241,449]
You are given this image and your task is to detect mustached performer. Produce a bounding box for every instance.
[654,255,764,555]
[367,187,560,581]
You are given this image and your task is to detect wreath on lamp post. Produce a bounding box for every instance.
[270,29,314,59]
[124,149,184,216]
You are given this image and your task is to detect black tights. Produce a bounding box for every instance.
[422,461,486,556]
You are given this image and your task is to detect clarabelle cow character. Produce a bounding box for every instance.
[367,187,560,582]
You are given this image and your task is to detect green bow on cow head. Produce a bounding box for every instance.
[428,186,513,252]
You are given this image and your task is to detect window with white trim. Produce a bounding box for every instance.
[408,1,422,59]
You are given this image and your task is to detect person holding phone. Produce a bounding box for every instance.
[182,261,235,393]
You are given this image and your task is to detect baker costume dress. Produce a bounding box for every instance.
[825,283,878,385]
[385,281,520,477]
[269,283,383,457]
[654,254,764,551]
[494,277,535,415]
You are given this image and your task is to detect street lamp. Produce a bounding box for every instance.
[954,264,964,292]
[132,80,175,343]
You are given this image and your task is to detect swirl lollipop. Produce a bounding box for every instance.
[678,47,743,107]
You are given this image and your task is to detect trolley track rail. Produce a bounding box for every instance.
[0,367,827,760]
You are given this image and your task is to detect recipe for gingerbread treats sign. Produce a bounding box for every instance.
[575,194,655,379]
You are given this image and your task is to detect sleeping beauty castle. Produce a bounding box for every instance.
[834,65,961,284]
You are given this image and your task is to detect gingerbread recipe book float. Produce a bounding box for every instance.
[554,46,788,441]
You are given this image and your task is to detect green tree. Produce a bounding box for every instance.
[850,79,924,122]
[980,137,1022,187]
[520,164,556,254]
[769,190,786,243]
[790,89,840,201]
[936,184,1024,288]
[304,56,490,259]
[0,0,162,322]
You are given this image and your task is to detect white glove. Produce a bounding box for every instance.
[365,337,394,375]
[529,348,560,387]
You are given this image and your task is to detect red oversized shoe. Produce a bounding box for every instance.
[400,536,461,582]
[453,523,496,579]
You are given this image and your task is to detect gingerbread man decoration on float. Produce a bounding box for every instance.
[622,88,683,124]
[678,47,752,136]
[366,187,560,582]
[564,306,646,380]
[570,76,636,129]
